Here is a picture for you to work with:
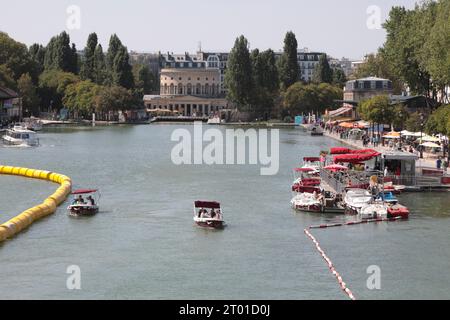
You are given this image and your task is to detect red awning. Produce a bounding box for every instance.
[194,201,221,209]
[349,149,378,154]
[333,153,379,163]
[294,168,315,172]
[330,147,352,155]
[72,189,98,195]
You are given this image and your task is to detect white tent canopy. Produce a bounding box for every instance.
[420,141,441,148]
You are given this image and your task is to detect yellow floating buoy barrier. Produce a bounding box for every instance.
[0,165,72,242]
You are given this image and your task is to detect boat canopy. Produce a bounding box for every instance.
[330,147,352,155]
[194,201,221,209]
[349,149,379,155]
[71,189,98,195]
[294,186,322,194]
[303,157,321,162]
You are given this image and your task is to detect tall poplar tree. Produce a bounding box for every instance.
[279,31,299,90]
[224,35,254,110]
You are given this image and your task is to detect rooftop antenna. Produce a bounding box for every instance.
[198,41,202,53]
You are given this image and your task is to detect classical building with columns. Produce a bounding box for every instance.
[143,52,231,117]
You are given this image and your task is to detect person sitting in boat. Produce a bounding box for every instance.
[72,195,86,205]
[87,195,95,206]
[198,208,205,218]
[210,209,216,219]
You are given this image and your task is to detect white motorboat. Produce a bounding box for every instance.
[1,125,39,146]
[194,201,225,229]
[207,116,222,125]
[360,202,388,219]
[343,189,372,215]
[23,118,43,131]
[291,193,322,213]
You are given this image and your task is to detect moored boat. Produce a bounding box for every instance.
[359,201,388,219]
[343,188,372,215]
[194,201,225,229]
[291,192,322,213]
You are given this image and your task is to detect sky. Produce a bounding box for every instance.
[1,0,417,60]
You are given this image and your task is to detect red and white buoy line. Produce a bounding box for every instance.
[304,216,405,300]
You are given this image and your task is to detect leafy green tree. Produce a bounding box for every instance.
[358,95,395,126]
[425,105,450,135]
[93,44,106,85]
[283,82,342,116]
[43,31,78,74]
[391,103,409,130]
[312,54,333,84]
[133,64,157,95]
[94,85,136,116]
[38,70,80,111]
[352,52,403,94]
[332,68,347,88]
[80,33,98,81]
[0,64,16,89]
[0,31,35,81]
[250,49,279,118]
[105,35,134,89]
[405,112,424,133]
[63,80,100,118]
[278,31,299,89]
[225,35,254,111]
[17,73,40,116]
[28,43,46,81]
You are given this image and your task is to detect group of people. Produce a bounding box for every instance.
[72,195,96,206]
[198,208,222,220]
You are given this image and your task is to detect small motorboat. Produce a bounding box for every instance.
[291,192,322,213]
[387,203,410,219]
[67,189,100,217]
[360,201,388,219]
[321,190,345,214]
[343,188,372,215]
[311,125,324,136]
[1,125,39,146]
[23,118,43,132]
[194,201,225,229]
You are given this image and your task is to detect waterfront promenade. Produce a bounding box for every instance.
[321,129,447,173]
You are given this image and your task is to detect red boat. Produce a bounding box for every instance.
[193,201,225,229]
[387,204,410,219]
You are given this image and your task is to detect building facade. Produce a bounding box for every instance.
[343,77,393,106]
[0,87,20,123]
[143,52,231,116]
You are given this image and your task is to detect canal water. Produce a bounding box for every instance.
[1,125,449,300]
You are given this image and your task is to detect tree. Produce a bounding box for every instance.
[312,54,333,84]
[105,35,134,89]
[0,65,16,89]
[17,73,40,116]
[94,85,136,117]
[80,33,98,81]
[225,35,254,111]
[425,105,450,136]
[358,95,395,126]
[133,64,157,95]
[28,43,46,81]
[93,44,106,85]
[250,49,279,118]
[38,70,80,111]
[332,68,347,88]
[0,31,35,81]
[405,112,424,133]
[283,82,342,116]
[352,52,403,94]
[278,31,299,89]
[43,31,78,73]
[62,80,100,118]
[391,104,409,130]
